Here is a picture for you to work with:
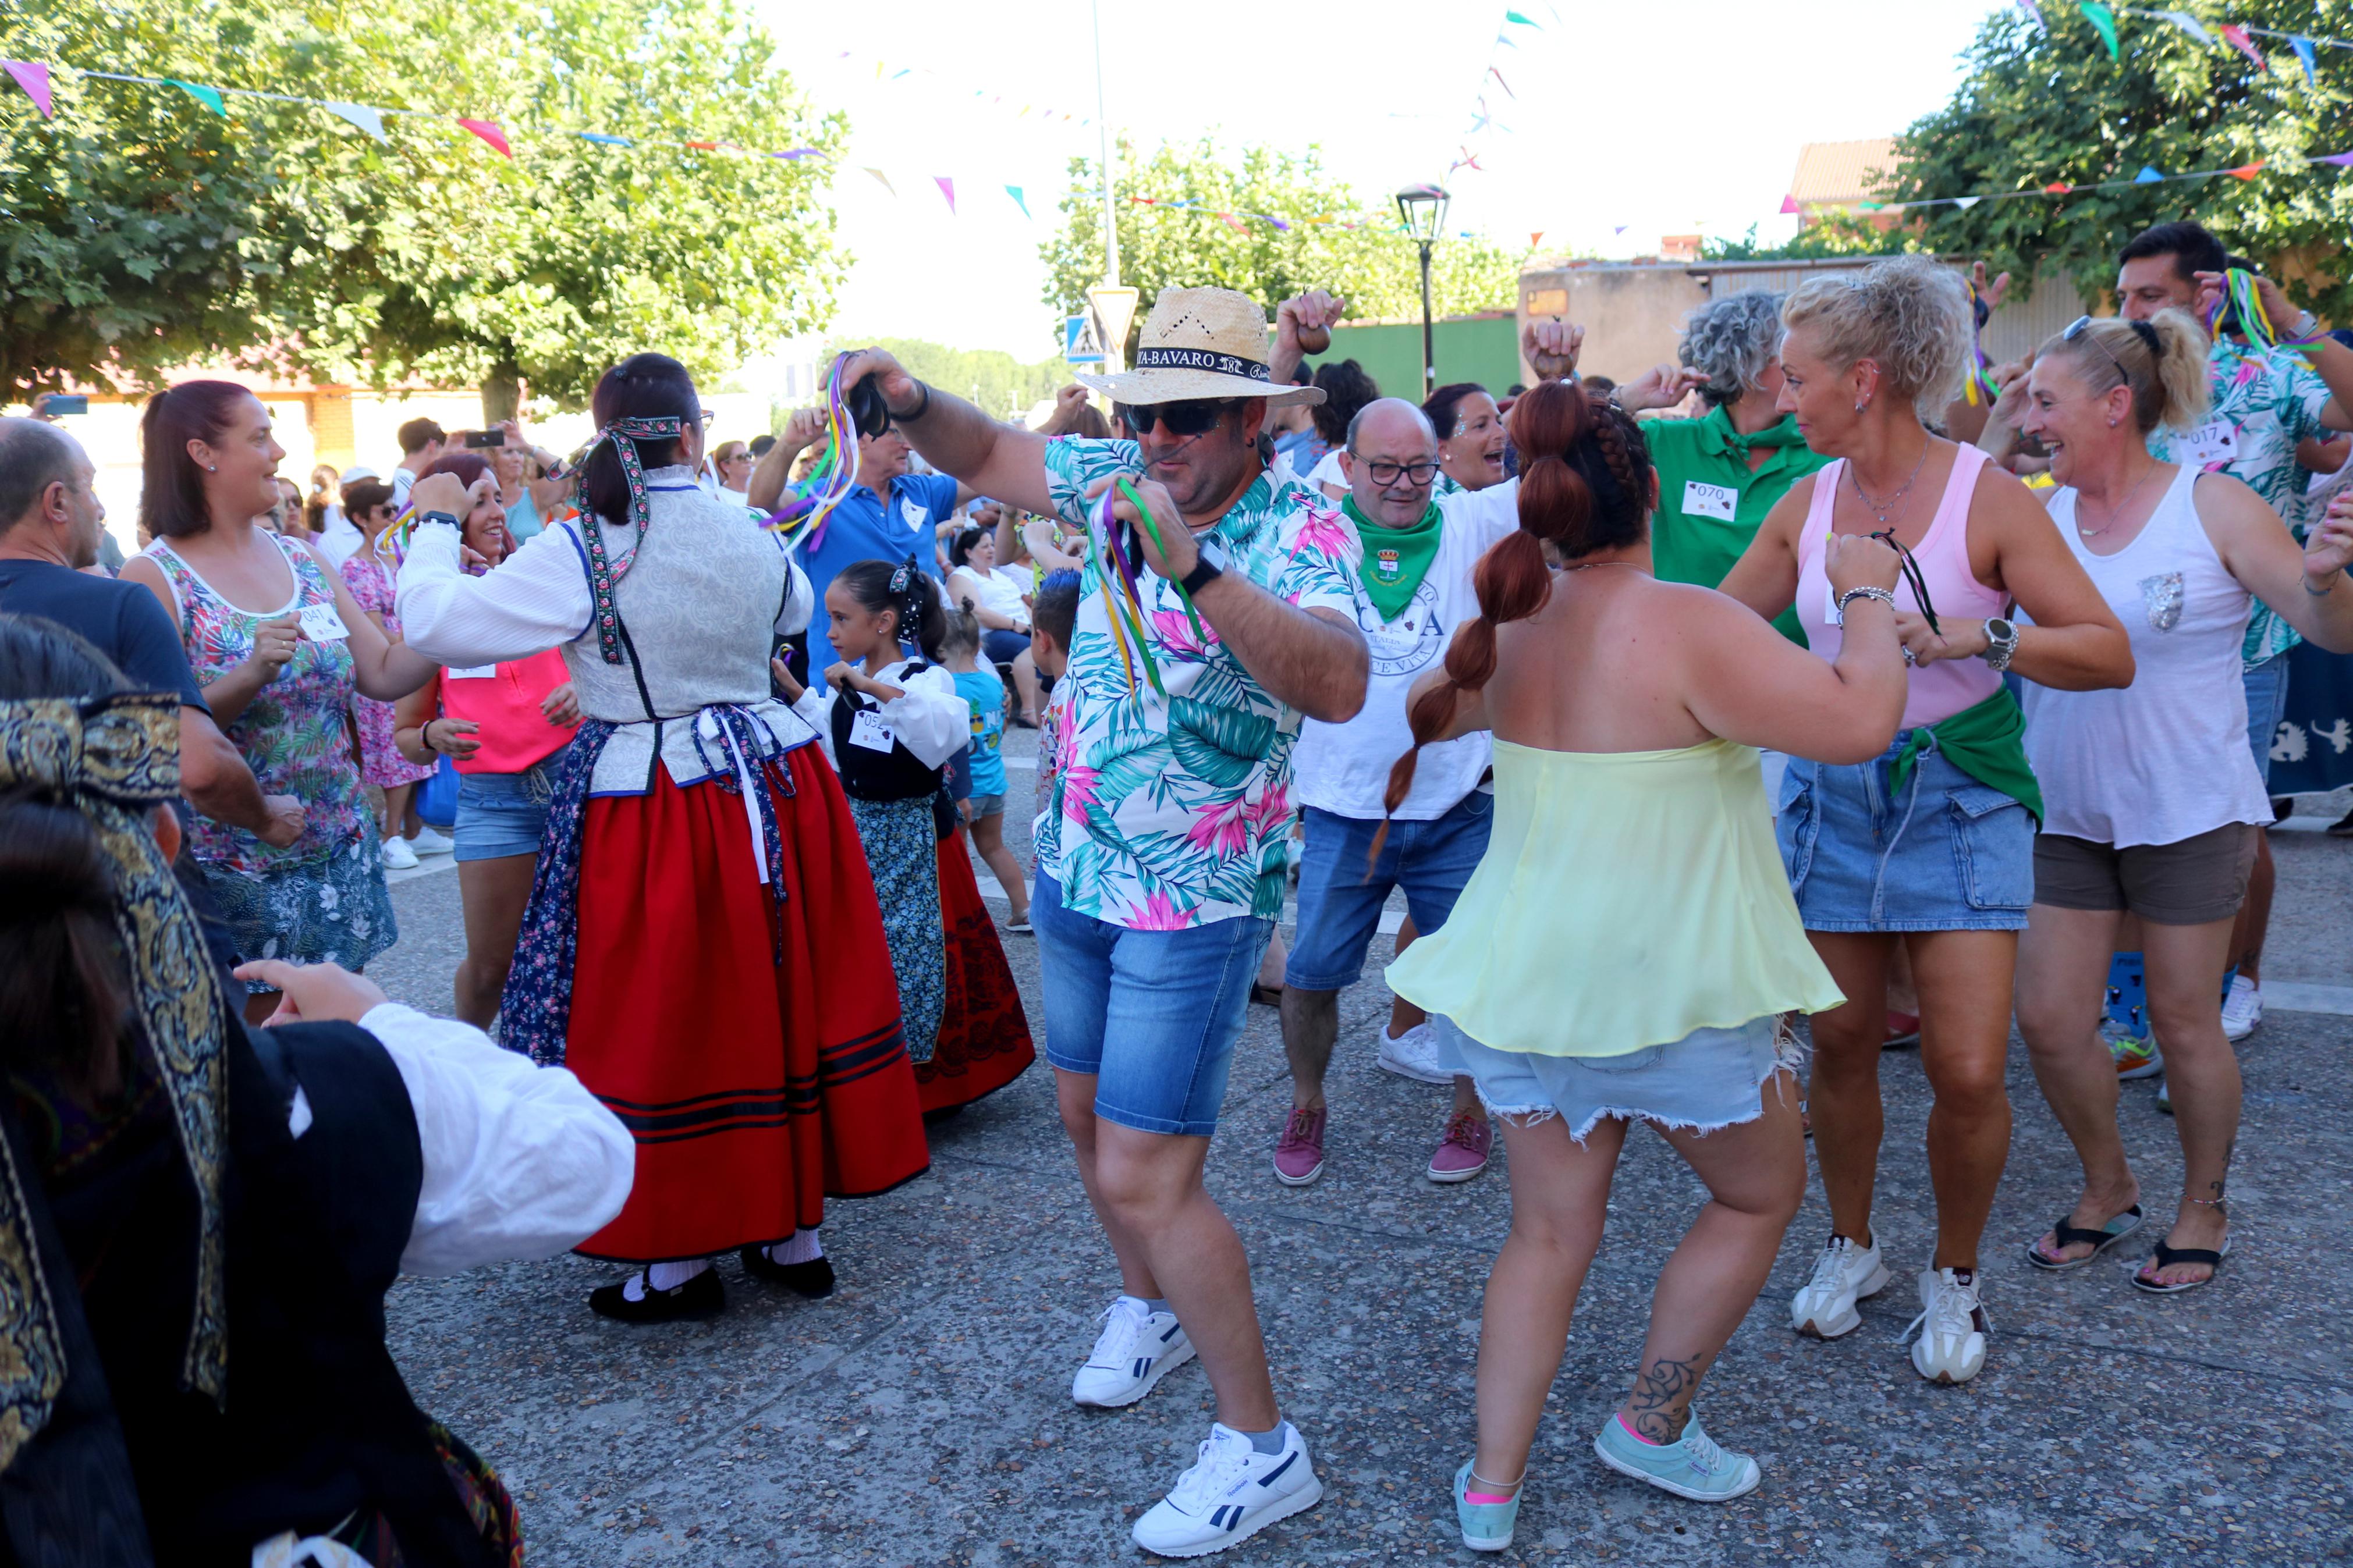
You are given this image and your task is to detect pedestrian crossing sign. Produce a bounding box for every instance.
[1066,313,1106,365]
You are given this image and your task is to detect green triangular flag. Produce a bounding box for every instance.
[165,79,226,116]
[1503,9,1539,24]
[2077,1,2118,59]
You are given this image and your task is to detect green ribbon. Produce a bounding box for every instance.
[1889,686,2043,824]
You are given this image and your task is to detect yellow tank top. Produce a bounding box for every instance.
[1386,737,1843,1057]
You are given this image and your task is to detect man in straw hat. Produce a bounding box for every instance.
[842,287,1368,1556]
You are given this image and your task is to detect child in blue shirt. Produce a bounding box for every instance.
[941,609,1028,932]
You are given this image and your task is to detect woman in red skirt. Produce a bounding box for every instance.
[396,354,929,1322]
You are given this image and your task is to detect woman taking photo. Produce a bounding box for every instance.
[393,471,580,1027]
[1717,257,2133,1385]
[1383,380,1905,1540]
[123,381,441,1022]
[396,352,928,1324]
[2006,312,2353,1292]
[337,474,445,870]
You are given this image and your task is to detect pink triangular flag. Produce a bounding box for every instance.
[2219,23,2267,70]
[3,61,52,119]
[456,118,510,158]
[1779,194,1801,215]
[934,176,956,214]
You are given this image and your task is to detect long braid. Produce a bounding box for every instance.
[1373,381,1654,858]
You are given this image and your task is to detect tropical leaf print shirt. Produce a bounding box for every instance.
[1038,436,1360,930]
[2149,339,2334,669]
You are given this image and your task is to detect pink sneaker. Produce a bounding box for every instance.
[1273,1107,1327,1186]
[1427,1111,1492,1184]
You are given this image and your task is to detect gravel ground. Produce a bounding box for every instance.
[372,744,2353,1566]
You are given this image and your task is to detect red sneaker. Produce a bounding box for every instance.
[1884,1011,1922,1050]
[1273,1107,1327,1186]
[1426,1111,1492,1184]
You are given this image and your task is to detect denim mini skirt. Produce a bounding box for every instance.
[1775,734,2033,933]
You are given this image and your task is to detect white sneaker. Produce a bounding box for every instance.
[2221,975,2263,1041]
[1789,1233,1891,1339]
[1131,1421,1323,1558]
[1375,1022,1451,1086]
[380,836,420,870]
[1071,1296,1194,1409]
[1902,1267,1990,1385]
[404,824,455,856]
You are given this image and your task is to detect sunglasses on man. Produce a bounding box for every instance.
[1116,398,1245,438]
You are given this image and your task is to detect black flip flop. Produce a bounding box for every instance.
[2130,1235,2231,1294]
[2024,1204,2143,1272]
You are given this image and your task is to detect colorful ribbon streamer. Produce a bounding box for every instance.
[761,354,863,554]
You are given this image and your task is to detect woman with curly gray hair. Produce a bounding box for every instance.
[1613,290,1830,641]
[1715,254,2133,1389]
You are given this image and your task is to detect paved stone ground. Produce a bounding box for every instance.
[374,740,2353,1566]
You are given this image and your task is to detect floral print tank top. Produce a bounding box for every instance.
[147,534,368,876]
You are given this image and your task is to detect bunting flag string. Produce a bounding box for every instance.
[1780,146,2353,225]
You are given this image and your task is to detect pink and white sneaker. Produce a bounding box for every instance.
[1426,1111,1492,1183]
[1273,1107,1327,1186]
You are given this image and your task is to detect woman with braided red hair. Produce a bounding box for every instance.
[1381,379,1908,1544]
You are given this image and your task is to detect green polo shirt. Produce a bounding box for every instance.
[1642,407,1828,645]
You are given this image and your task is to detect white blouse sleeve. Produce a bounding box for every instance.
[882,663,974,771]
[395,518,595,667]
[792,684,837,766]
[776,549,814,637]
[353,1002,634,1276]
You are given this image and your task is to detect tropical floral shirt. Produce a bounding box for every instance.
[2149,339,2334,669]
[1037,436,1360,929]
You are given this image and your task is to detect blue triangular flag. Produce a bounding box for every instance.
[580,132,633,147]
[2293,35,2318,85]
[2135,165,2165,183]
[1005,184,1030,219]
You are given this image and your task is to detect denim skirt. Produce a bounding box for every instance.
[1776,735,2033,933]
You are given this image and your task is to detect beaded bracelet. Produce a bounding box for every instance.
[1836,585,1896,623]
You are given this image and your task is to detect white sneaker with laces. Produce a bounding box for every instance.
[1789,1233,1890,1339]
[1375,1022,1451,1086]
[1071,1296,1194,1409]
[2220,975,2262,1041]
[380,836,420,870]
[1902,1266,1990,1385]
[405,825,455,856]
[1131,1421,1323,1558]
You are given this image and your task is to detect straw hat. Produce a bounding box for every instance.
[1076,287,1326,407]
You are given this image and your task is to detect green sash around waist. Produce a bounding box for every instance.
[1889,686,2043,825]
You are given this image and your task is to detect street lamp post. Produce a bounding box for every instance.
[1395,183,1450,394]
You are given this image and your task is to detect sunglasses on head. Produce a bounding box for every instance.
[1116,398,1244,438]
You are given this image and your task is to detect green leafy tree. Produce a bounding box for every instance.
[1,0,846,413]
[1889,2,2353,318]
[1041,137,1526,355]
[825,337,1064,419]
[1702,212,1917,262]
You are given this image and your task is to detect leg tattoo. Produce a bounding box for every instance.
[1625,1354,1703,1443]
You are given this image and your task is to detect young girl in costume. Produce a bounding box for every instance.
[784,557,970,1066]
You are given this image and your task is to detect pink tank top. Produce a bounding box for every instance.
[1794,443,2005,730]
[437,646,576,774]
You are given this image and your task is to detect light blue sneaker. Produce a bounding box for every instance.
[1453,1459,1520,1552]
[1592,1410,1761,1502]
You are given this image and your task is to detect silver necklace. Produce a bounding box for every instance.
[1848,443,1930,529]
[2077,463,2162,538]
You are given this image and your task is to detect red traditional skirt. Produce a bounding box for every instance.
[918,838,1036,1115]
[565,745,928,1263]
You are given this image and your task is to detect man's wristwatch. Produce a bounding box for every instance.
[418,510,460,530]
[1179,539,1227,597]
[1981,616,2021,673]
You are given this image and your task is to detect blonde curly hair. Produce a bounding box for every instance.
[1780,255,1971,418]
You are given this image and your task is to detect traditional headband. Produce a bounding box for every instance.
[572,415,690,666]
[0,692,231,1470]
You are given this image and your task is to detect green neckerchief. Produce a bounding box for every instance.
[1890,686,2044,824]
[1694,406,1811,460]
[1343,495,1446,623]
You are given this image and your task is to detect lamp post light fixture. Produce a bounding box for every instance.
[1395,182,1450,393]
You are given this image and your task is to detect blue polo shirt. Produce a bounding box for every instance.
[799,472,961,654]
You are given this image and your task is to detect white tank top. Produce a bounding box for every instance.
[2021,463,2273,847]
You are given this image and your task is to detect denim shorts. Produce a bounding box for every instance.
[452,745,569,863]
[1285,791,1493,991]
[1777,736,2034,933]
[967,791,1006,820]
[1436,1014,1795,1145]
[1032,872,1273,1136]
[2244,653,2291,787]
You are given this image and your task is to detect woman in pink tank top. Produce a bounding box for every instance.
[391,478,580,1025]
[1717,257,2132,1386]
